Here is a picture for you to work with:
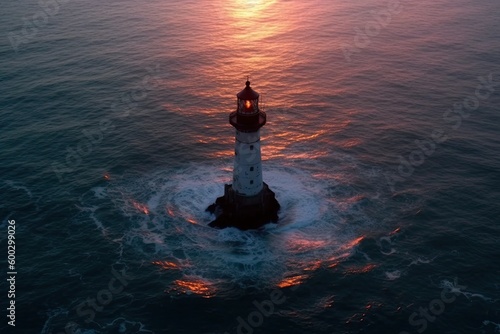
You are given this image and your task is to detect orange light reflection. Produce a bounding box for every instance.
[345,264,377,275]
[131,201,149,215]
[174,278,216,298]
[185,216,198,225]
[328,262,340,269]
[207,150,234,159]
[341,236,365,250]
[288,238,328,253]
[276,274,308,288]
[339,138,363,148]
[345,195,366,204]
[390,227,401,235]
[166,206,175,217]
[303,260,322,271]
[152,261,179,270]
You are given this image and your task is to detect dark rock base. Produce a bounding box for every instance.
[206,183,280,230]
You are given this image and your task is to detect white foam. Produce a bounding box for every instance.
[91,186,107,199]
[102,317,154,333]
[75,205,108,236]
[409,256,437,266]
[40,308,69,334]
[3,180,39,211]
[380,249,396,255]
[438,279,497,303]
[385,270,401,280]
[440,278,467,295]
[83,162,376,291]
[462,292,497,303]
[5,180,33,198]
[377,236,397,255]
[482,320,500,332]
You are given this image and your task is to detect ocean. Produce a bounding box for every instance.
[0,0,499,333]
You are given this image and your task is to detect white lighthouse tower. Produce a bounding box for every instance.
[231,80,265,197]
[207,80,280,230]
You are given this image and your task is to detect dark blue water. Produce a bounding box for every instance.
[1,0,499,333]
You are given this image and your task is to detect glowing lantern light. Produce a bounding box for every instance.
[244,100,252,110]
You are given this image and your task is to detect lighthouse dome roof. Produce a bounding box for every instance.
[237,80,259,100]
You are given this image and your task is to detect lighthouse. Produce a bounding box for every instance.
[207,80,280,230]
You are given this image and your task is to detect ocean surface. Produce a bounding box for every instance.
[1,0,499,333]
